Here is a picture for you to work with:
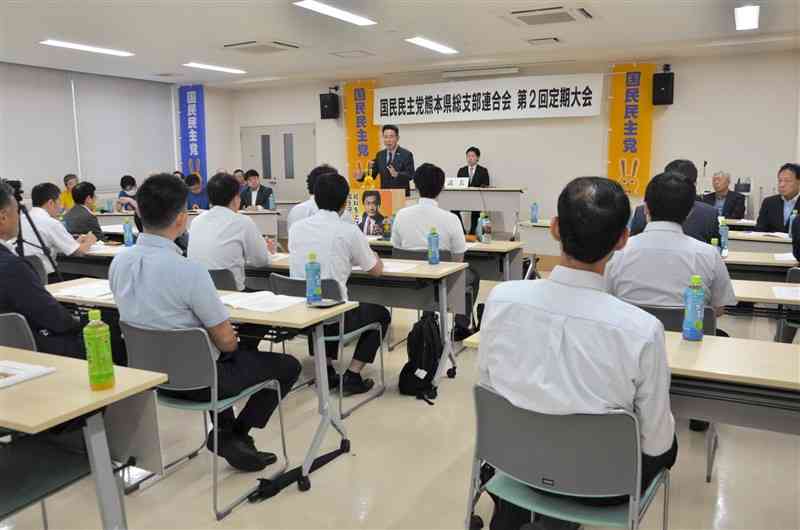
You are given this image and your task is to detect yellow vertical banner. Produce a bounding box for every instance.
[343,80,381,189]
[607,63,656,197]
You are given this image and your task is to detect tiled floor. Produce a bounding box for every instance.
[4,298,800,530]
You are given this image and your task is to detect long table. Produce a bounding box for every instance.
[724,251,797,282]
[728,232,792,253]
[48,277,358,493]
[0,347,167,530]
[464,331,800,482]
[369,239,524,282]
[437,187,524,234]
[95,210,279,237]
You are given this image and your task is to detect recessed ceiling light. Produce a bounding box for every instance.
[405,36,459,55]
[293,0,376,26]
[735,5,760,31]
[233,76,285,84]
[182,62,246,74]
[39,39,134,57]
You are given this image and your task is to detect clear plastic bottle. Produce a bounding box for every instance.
[479,213,492,243]
[682,275,705,341]
[305,252,322,303]
[530,202,539,223]
[83,309,115,390]
[268,191,276,211]
[427,228,440,265]
[123,217,135,247]
[719,218,729,256]
[790,209,798,237]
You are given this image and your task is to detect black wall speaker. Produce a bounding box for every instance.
[319,93,340,119]
[653,72,674,106]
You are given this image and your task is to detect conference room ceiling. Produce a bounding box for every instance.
[1,0,798,88]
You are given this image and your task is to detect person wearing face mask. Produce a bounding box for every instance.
[116,175,138,212]
[701,171,746,219]
[755,163,800,233]
[355,124,415,196]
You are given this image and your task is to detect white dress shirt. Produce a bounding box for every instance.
[605,221,737,309]
[287,196,318,231]
[14,207,79,274]
[289,209,377,300]
[187,206,271,291]
[391,198,467,254]
[251,189,259,209]
[478,266,675,456]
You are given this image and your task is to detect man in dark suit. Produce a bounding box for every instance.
[630,159,719,244]
[356,124,415,196]
[0,181,83,357]
[239,169,274,209]
[356,190,385,236]
[454,146,490,235]
[701,171,746,219]
[63,181,105,241]
[755,163,800,233]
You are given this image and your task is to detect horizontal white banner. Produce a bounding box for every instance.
[374,73,604,125]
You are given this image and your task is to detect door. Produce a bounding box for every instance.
[240,124,316,202]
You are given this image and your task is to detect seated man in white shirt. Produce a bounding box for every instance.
[289,172,391,396]
[391,163,479,339]
[17,182,96,277]
[479,177,677,530]
[188,172,276,349]
[287,164,335,231]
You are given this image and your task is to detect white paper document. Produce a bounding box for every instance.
[774,252,797,262]
[772,286,800,301]
[57,280,113,300]
[465,242,480,250]
[0,360,55,389]
[220,291,302,312]
[764,232,790,239]
[352,261,418,273]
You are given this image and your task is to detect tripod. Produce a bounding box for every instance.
[13,195,63,283]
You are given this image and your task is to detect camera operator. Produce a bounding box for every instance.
[0,180,83,357]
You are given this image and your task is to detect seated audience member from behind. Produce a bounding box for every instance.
[63,181,105,241]
[18,183,97,276]
[60,173,78,211]
[630,159,719,243]
[188,172,274,292]
[392,162,479,340]
[287,164,336,231]
[454,146,490,234]
[240,169,274,210]
[109,173,300,472]
[702,171,746,219]
[117,175,137,211]
[289,172,391,396]
[756,163,800,233]
[185,173,209,210]
[357,190,385,236]
[0,181,84,357]
[478,177,677,530]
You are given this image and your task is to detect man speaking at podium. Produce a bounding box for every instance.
[356,124,415,196]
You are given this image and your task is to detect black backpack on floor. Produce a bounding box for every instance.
[398,312,442,404]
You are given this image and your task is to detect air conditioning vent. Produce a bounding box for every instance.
[222,40,301,54]
[505,6,593,26]
[527,37,561,46]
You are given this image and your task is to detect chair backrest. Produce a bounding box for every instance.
[474,385,640,498]
[636,304,717,335]
[391,248,454,262]
[0,313,37,351]
[119,322,216,391]
[208,269,237,291]
[787,267,800,284]
[23,255,47,286]
[269,273,342,300]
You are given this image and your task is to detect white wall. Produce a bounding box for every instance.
[204,87,236,174]
[210,50,799,219]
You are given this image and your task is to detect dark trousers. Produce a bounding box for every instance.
[309,303,391,364]
[489,436,678,530]
[456,268,481,330]
[453,211,481,235]
[161,349,301,433]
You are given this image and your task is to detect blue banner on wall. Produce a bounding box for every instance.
[178,85,207,183]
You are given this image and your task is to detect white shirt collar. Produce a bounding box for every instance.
[783,193,799,205]
[548,265,606,292]
[0,239,15,254]
[643,221,683,233]
[418,198,439,208]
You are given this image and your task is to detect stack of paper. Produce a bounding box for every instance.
[220,291,302,312]
[774,252,797,262]
[0,360,55,389]
[383,261,419,273]
[56,280,113,300]
[772,286,800,301]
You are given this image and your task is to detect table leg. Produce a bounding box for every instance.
[301,323,347,478]
[503,254,511,282]
[83,412,128,530]
[434,280,455,382]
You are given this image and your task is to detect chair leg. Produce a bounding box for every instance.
[340,326,386,419]
[40,500,48,530]
[705,423,719,483]
[662,471,670,530]
[465,458,482,530]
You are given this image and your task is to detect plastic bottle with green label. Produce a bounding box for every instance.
[682,275,705,341]
[83,309,115,391]
[305,252,322,303]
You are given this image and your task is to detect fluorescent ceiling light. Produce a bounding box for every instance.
[233,76,284,84]
[442,67,519,79]
[39,39,134,57]
[405,36,459,55]
[735,5,760,31]
[182,62,246,74]
[698,35,792,47]
[293,0,376,26]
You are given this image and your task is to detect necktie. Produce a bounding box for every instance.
[388,151,394,168]
[469,166,474,180]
